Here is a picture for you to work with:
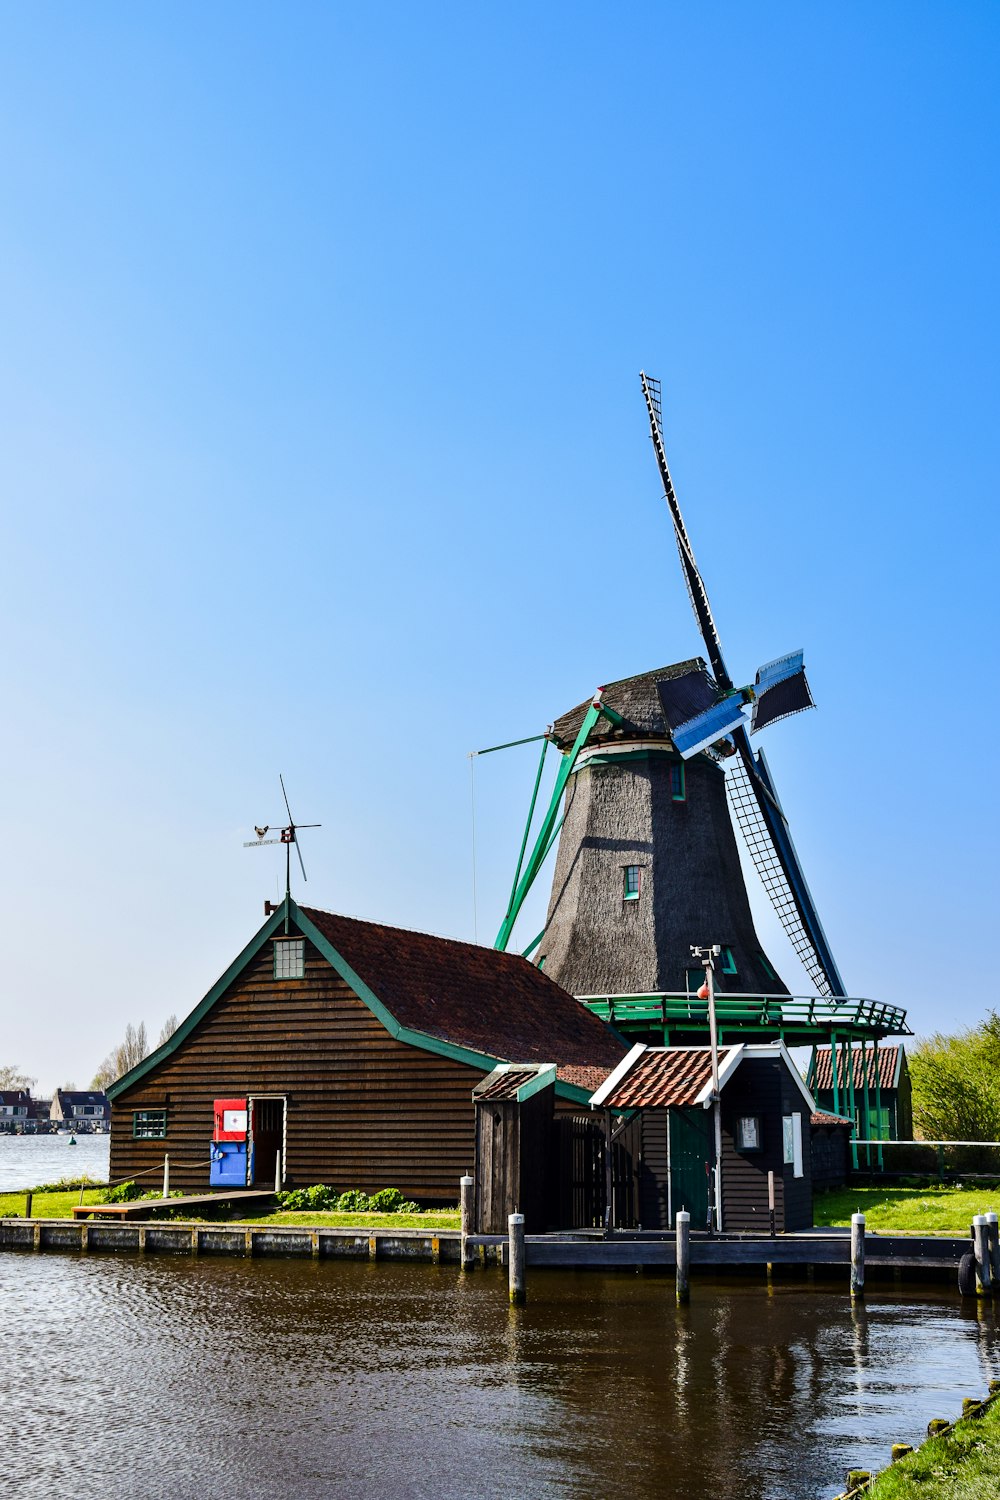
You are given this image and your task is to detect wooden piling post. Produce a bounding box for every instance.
[162,1154,170,1198]
[972,1215,992,1294]
[985,1211,1000,1285]
[851,1212,865,1299]
[275,1149,283,1195]
[508,1213,526,1304]
[676,1209,690,1304]
[767,1171,775,1239]
[24,1190,32,1219]
[460,1175,475,1270]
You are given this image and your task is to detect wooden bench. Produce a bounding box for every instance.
[72,1189,276,1220]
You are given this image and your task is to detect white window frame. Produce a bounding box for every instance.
[782,1112,804,1178]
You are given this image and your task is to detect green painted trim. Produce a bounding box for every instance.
[554,1079,596,1105]
[108,903,290,1099]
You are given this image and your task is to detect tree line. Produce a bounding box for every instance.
[910,1011,1000,1143]
[1,1014,178,1097]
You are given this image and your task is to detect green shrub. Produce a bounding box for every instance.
[369,1187,404,1213]
[336,1189,371,1212]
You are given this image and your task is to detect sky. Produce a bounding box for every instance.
[1,4,997,1092]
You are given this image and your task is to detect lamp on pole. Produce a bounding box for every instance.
[692,943,723,1233]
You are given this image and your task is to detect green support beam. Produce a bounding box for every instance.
[495,696,605,951]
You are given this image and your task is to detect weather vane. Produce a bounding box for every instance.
[245,775,320,915]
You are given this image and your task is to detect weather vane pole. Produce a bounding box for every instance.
[244,775,321,930]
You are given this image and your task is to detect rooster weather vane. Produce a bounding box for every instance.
[244,775,321,903]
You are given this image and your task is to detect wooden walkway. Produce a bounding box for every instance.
[71,1190,275,1221]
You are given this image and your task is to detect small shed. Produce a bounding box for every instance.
[810,1111,854,1190]
[473,1064,556,1234]
[591,1041,818,1232]
[811,1043,912,1140]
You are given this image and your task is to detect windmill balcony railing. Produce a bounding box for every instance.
[577,991,910,1039]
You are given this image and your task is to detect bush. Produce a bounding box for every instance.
[273,1185,422,1215]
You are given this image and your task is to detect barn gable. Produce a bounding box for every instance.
[106,899,626,1200]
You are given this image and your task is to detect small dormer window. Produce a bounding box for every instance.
[670,762,686,801]
[623,866,641,901]
[274,938,305,980]
[720,946,737,975]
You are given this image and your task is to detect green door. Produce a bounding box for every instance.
[669,1108,711,1227]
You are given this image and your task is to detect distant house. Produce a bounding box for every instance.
[0,1090,32,1132]
[50,1090,110,1129]
[106,900,628,1200]
[810,1044,912,1141]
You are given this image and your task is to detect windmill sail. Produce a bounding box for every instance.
[640,372,846,998]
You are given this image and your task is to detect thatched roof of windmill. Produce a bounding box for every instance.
[549,659,706,749]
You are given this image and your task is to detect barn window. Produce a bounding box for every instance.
[720,946,737,975]
[274,938,305,979]
[623,866,641,901]
[735,1115,761,1152]
[670,762,686,801]
[759,952,776,982]
[686,968,706,995]
[132,1110,167,1139]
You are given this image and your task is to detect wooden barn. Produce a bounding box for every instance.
[590,1041,818,1232]
[106,898,627,1202]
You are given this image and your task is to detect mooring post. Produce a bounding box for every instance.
[851,1212,865,1299]
[972,1215,992,1294]
[508,1213,526,1304]
[767,1171,776,1239]
[162,1154,170,1198]
[25,1190,33,1219]
[460,1175,475,1270]
[985,1211,1000,1285]
[676,1209,690,1305]
[275,1149,283,1195]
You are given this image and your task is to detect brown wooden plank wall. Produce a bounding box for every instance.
[720,1058,813,1232]
[110,939,482,1201]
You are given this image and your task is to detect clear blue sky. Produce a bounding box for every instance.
[1,4,997,1090]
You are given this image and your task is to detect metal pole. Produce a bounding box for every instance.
[851,1212,865,1299]
[676,1209,690,1304]
[508,1213,526,1304]
[831,1031,841,1120]
[162,1154,170,1198]
[860,1041,872,1169]
[707,961,723,1232]
[460,1175,475,1270]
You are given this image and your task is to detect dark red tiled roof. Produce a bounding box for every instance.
[474,1069,545,1102]
[301,907,628,1076]
[813,1045,901,1092]
[559,1064,615,1094]
[599,1048,716,1109]
[810,1112,854,1128]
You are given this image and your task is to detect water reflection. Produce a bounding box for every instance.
[2,1255,997,1500]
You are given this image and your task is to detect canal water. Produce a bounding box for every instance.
[0,1132,110,1189]
[3,1251,997,1499]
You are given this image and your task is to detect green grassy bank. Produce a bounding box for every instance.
[0,1186,460,1230]
[858,1396,1000,1499]
[815,1185,1000,1235]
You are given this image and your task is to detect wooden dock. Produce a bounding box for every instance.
[0,1219,970,1279]
[71,1189,275,1221]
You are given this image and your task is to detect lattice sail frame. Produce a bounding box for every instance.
[725,753,834,998]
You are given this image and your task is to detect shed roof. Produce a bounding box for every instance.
[549,659,705,749]
[813,1044,902,1092]
[593,1046,718,1109]
[591,1040,818,1114]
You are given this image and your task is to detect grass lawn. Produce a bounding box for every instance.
[814,1185,1000,1236]
[0,1186,459,1230]
[0,1188,106,1218]
[862,1397,1000,1498]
